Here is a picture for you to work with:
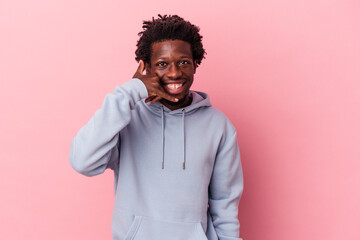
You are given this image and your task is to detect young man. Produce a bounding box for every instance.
[69,14,244,240]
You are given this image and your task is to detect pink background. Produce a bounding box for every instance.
[1,0,359,239]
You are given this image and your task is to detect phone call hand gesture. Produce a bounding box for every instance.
[133,60,178,104]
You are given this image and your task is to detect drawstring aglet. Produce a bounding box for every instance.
[183,162,185,169]
[162,162,164,169]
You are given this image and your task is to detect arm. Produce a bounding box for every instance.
[209,131,244,240]
[69,60,178,177]
[69,78,148,176]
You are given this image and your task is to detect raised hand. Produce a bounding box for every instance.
[133,60,178,104]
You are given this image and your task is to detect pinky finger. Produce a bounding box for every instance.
[145,96,156,103]
[151,96,163,104]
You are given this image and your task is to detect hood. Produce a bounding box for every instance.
[140,90,212,170]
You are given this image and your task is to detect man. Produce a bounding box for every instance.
[69,14,244,240]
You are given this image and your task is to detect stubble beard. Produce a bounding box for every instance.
[160,92,192,109]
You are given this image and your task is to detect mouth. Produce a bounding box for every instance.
[163,82,186,95]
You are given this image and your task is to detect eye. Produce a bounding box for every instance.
[179,60,190,65]
[156,62,167,67]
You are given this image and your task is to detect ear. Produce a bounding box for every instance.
[193,60,197,74]
[145,62,151,75]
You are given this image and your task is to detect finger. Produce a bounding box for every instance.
[136,60,145,75]
[154,88,179,103]
[145,96,155,103]
[151,95,163,104]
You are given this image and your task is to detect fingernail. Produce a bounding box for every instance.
[175,98,179,102]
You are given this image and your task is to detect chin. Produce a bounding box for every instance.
[175,91,190,101]
[163,97,185,106]
[162,92,188,105]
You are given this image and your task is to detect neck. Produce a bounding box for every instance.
[160,93,192,111]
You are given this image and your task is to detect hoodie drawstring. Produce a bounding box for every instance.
[160,105,186,170]
[161,105,165,169]
[182,108,186,169]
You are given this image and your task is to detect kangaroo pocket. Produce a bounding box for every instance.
[124,215,208,240]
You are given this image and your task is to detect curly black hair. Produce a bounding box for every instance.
[135,14,206,68]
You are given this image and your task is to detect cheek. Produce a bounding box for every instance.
[152,69,165,78]
[184,69,195,79]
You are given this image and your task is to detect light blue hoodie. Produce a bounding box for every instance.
[69,78,244,240]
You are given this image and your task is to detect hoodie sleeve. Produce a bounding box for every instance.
[69,78,148,177]
[208,130,244,240]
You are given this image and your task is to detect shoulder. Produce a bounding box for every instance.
[198,106,237,140]
[209,105,236,128]
[190,91,236,135]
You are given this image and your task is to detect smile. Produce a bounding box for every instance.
[166,83,183,89]
[164,82,185,95]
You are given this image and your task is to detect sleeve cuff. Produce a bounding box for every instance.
[120,78,149,102]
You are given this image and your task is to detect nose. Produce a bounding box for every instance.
[166,63,182,79]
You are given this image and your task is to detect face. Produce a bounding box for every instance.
[145,40,196,108]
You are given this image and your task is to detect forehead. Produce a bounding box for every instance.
[151,40,193,59]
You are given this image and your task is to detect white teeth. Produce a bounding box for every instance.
[167,83,182,89]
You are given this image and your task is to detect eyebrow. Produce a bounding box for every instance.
[156,56,192,60]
